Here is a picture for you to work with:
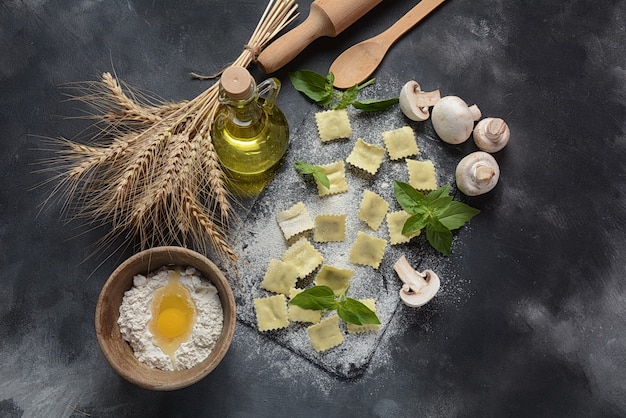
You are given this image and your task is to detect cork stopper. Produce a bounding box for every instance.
[221,66,254,100]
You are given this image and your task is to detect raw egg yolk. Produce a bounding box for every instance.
[156,308,187,339]
[149,269,197,370]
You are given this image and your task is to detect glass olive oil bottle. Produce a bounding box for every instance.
[211,66,289,196]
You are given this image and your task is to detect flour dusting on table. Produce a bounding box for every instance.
[227,77,474,378]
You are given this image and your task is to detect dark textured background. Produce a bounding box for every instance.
[1,0,625,416]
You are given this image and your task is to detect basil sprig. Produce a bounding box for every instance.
[294,161,330,189]
[393,181,481,255]
[288,70,398,111]
[289,285,380,326]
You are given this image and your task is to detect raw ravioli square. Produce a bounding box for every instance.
[387,210,421,245]
[316,161,349,197]
[313,214,346,242]
[382,126,419,160]
[346,138,386,175]
[288,288,322,323]
[282,237,323,279]
[406,159,437,191]
[307,315,344,352]
[261,259,299,295]
[349,231,387,269]
[357,189,389,231]
[314,265,354,294]
[254,294,289,332]
[346,299,380,334]
[276,202,314,240]
[315,109,352,142]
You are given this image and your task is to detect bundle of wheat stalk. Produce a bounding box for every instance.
[43,0,298,264]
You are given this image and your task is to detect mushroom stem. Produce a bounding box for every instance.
[394,255,428,291]
[474,164,495,182]
[469,104,482,121]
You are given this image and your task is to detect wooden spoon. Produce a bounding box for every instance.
[329,0,447,89]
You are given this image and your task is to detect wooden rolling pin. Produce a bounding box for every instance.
[256,0,383,74]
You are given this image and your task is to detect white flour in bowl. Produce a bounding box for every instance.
[117,266,224,371]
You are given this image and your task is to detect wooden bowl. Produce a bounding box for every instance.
[95,246,236,391]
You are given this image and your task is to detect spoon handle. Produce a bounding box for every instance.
[378,0,447,46]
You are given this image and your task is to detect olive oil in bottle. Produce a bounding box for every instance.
[211,66,289,196]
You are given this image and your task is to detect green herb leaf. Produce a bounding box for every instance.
[289,70,397,111]
[393,182,480,255]
[289,286,381,326]
[289,286,338,310]
[436,200,481,230]
[426,219,453,256]
[393,180,428,212]
[288,70,333,105]
[337,298,381,325]
[402,212,429,235]
[294,161,330,189]
[352,97,399,111]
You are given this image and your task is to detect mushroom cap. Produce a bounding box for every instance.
[455,151,500,196]
[399,80,441,121]
[431,96,482,144]
[473,117,510,152]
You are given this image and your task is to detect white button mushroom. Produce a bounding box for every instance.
[393,255,440,308]
[455,151,500,196]
[473,117,510,152]
[399,81,441,121]
[431,96,482,144]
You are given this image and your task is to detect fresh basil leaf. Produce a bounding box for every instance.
[294,161,317,174]
[337,298,380,325]
[352,97,399,111]
[402,212,429,235]
[425,184,452,204]
[288,70,333,104]
[289,286,338,310]
[436,201,481,230]
[393,180,427,212]
[426,219,453,256]
[313,171,330,189]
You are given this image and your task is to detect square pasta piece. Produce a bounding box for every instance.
[357,189,389,231]
[261,259,299,295]
[316,161,349,197]
[276,202,314,240]
[315,109,352,142]
[288,288,322,323]
[349,231,387,269]
[254,294,289,332]
[382,126,419,160]
[314,264,355,294]
[307,315,344,352]
[282,237,323,279]
[313,214,346,242]
[406,159,437,191]
[346,299,381,334]
[346,138,386,175]
[387,210,421,245]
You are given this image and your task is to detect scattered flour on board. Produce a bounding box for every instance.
[226,76,475,379]
[117,266,223,371]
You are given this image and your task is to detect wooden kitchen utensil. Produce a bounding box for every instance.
[329,0,446,89]
[256,0,383,74]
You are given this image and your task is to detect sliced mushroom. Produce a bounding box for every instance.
[455,151,500,196]
[393,255,440,307]
[399,81,441,121]
[431,96,482,144]
[473,117,510,152]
